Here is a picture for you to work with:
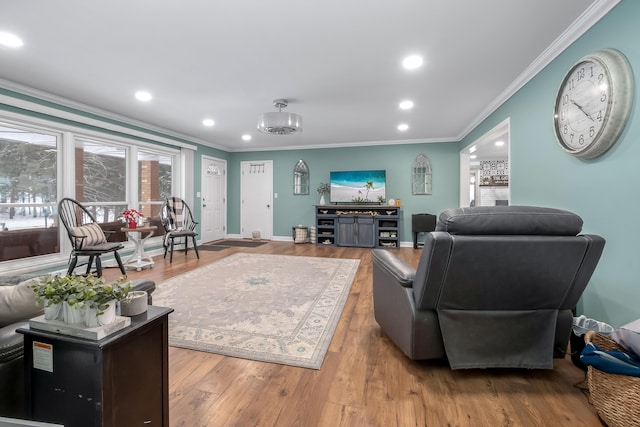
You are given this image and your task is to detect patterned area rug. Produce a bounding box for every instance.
[153,253,360,369]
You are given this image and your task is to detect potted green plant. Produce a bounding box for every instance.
[31,274,132,326]
[32,275,75,321]
[317,182,330,205]
[83,277,132,327]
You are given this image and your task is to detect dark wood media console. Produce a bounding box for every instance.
[315,205,400,248]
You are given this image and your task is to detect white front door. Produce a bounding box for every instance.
[240,160,272,240]
[201,156,226,242]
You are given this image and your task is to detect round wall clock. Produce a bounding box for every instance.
[553,48,634,159]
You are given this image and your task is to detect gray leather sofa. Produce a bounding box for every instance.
[372,206,605,369]
[0,275,156,418]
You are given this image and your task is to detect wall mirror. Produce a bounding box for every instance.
[412,154,432,195]
[293,159,310,195]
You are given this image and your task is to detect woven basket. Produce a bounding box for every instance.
[585,330,640,427]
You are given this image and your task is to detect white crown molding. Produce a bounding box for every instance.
[0,79,216,151]
[456,0,621,142]
[230,136,459,152]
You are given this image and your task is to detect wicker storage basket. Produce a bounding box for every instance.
[585,330,640,427]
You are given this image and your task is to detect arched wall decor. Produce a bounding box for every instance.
[412,154,432,195]
[293,159,310,195]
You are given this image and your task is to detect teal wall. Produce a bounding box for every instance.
[226,143,460,241]
[460,0,639,327]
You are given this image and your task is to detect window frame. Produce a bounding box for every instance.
[0,111,183,275]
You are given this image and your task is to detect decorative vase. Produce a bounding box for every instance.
[98,300,117,325]
[63,301,84,324]
[44,300,63,321]
[128,219,137,229]
[85,300,117,327]
[120,291,148,316]
[319,195,326,205]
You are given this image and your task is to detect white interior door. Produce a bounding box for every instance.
[201,156,226,242]
[240,160,272,240]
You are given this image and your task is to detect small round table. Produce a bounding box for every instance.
[121,225,158,271]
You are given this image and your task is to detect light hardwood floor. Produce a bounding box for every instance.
[102,241,601,427]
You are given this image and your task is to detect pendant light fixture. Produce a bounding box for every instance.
[257,99,302,135]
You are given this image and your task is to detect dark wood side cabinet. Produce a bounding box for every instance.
[18,306,173,427]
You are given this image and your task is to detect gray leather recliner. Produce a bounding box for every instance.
[372,206,605,369]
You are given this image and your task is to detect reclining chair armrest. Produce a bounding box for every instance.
[129,279,156,304]
[0,321,28,363]
[371,249,416,287]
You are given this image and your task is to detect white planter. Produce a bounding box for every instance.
[85,300,117,327]
[120,291,148,316]
[62,301,84,324]
[44,300,63,321]
[98,301,117,325]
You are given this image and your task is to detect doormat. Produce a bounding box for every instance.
[197,245,228,251]
[153,253,359,369]
[205,239,267,248]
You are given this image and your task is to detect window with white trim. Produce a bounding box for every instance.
[0,124,59,262]
[0,117,181,267]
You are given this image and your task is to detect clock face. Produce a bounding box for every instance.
[553,49,634,159]
[554,59,610,152]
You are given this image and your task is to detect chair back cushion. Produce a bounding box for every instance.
[415,234,597,311]
[415,206,603,311]
[435,205,583,235]
[72,223,107,248]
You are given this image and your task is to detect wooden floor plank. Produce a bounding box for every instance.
[101,241,601,426]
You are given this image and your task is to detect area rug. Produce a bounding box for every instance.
[152,253,360,369]
[204,239,267,248]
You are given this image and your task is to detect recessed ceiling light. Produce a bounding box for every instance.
[397,123,409,131]
[202,119,215,127]
[495,140,505,147]
[470,154,477,159]
[469,145,477,153]
[402,55,423,70]
[399,100,414,110]
[0,32,23,48]
[135,91,152,102]
[242,134,252,141]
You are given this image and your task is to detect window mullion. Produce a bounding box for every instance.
[129,146,139,210]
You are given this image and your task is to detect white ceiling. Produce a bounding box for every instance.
[0,1,616,152]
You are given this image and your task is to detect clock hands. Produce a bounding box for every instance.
[570,99,594,121]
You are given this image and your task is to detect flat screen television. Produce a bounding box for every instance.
[329,170,386,203]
